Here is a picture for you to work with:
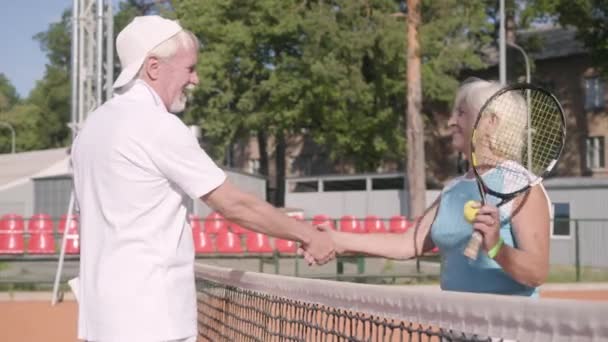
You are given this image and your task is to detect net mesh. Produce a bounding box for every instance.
[472,87,565,191]
[195,264,608,342]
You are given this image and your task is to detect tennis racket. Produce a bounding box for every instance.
[463,83,566,260]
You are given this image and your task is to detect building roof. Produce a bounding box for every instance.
[482,26,587,65]
[0,148,70,191]
[519,26,587,60]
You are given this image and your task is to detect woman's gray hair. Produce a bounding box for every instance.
[455,79,527,161]
[454,78,503,117]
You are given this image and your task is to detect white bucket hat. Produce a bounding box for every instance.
[113,15,183,89]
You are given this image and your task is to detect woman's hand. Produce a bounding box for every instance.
[472,203,502,252]
[315,222,345,254]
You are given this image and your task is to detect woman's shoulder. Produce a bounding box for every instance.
[441,175,467,193]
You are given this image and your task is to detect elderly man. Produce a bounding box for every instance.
[71,15,335,342]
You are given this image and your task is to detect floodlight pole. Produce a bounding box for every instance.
[507,41,533,171]
[499,0,506,85]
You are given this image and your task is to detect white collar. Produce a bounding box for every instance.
[119,79,167,111]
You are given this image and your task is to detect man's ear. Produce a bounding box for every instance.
[143,56,161,81]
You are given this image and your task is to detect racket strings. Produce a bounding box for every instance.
[475,94,528,181]
[473,87,564,191]
[528,90,564,173]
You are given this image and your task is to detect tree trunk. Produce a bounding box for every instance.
[406,0,426,218]
[257,131,272,202]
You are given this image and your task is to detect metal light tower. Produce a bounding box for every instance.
[70,0,114,138]
[53,0,114,306]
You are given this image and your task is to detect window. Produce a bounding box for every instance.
[372,177,405,190]
[323,179,366,191]
[290,181,318,193]
[585,136,605,169]
[552,203,570,237]
[584,77,605,110]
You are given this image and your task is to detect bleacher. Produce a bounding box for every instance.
[0,212,430,257]
[0,212,440,283]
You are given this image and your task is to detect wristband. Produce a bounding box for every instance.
[487,237,504,259]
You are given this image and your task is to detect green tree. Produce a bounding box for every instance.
[27,10,72,148]
[27,65,71,148]
[0,104,46,153]
[18,1,169,151]
[175,0,492,204]
[490,1,607,76]
[554,0,607,75]
[0,74,20,112]
[0,74,21,153]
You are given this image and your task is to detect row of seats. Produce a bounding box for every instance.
[193,229,297,254]
[193,212,415,234]
[0,213,418,255]
[0,214,78,254]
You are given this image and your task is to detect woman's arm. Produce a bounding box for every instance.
[493,185,551,287]
[474,184,550,287]
[328,198,440,260]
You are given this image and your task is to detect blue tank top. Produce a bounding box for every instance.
[430,173,538,297]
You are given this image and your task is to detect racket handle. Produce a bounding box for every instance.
[463,231,483,260]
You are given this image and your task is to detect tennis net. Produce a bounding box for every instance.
[195,264,608,341]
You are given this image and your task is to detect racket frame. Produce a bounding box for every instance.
[464,83,566,260]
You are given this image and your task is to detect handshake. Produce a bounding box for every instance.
[298,222,342,266]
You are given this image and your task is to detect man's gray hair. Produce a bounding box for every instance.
[137,30,199,78]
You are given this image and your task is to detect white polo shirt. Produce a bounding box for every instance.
[71,80,226,342]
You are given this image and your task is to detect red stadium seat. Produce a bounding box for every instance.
[191,214,214,253]
[275,239,297,254]
[195,232,215,254]
[28,213,53,232]
[389,215,410,234]
[339,215,363,233]
[246,232,273,254]
[27,213,55,254]
[0,214,25,254]
[0,214,24,231]
[364,215,386,233]
[189,214,202,231]
[215,230,243,254]
[312,214,335,230]
[59,215,79,254]
[204,212,228,234]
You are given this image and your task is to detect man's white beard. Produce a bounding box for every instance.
[169,85,195,113]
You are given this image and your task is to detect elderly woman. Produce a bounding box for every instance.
[323,78,551,297]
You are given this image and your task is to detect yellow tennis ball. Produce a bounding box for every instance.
[463,200,480,223]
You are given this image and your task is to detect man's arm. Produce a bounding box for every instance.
[202,180,335,264]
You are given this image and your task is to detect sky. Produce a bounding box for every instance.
[0,0,121,98]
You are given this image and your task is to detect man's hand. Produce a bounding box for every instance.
[300,227,336,265]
